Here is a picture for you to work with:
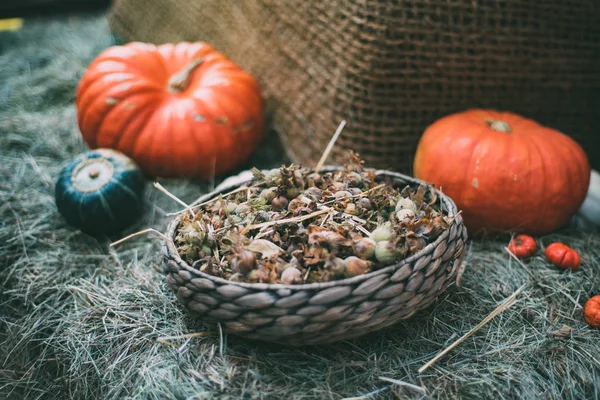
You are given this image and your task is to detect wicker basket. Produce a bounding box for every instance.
[162,167,468,345]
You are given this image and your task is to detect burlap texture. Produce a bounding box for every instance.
[108,0,600,173]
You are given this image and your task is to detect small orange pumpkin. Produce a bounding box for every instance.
[508,234,537,259]
[76,42,264,178]
[584,295,600,327]
[544,242,580,270]
[413,109,590,235]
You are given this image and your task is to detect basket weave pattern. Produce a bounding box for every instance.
[162,169,468,345]
[109,0,600,173]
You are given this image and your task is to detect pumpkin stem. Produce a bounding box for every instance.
[89,169,100,179]
[485,119,512,133]
[168,57,204,93]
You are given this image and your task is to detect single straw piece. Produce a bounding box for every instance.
[315,120,346,173]
[109,228,171,247]
[418,284,526,373]
[153,182,195,217]
[240,208,331,235]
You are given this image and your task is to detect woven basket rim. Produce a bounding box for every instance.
[164,166,461,291]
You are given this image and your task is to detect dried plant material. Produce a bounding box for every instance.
[418,284,526,373]
[173,151,452,284]
[5,15,600,400]
[548,324,575,340]
[247,239,284,259]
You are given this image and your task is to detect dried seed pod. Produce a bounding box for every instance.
[353,238,376,259]
[405,233,426,253]
[293,168,304,182]
[370,224,392,242]
[186,229,205,246]
[395,197,417,213]
[254,210,270,223]
[324,256,347,278]
[200,245,213,256]
[263,169,281,186]
[210,214,222,229]
[304,187,323,200]
[225,202,237,215]
[177,222,199,242]
[358,197,372,210]
[285,187,301,199]
[251,196,268,207]
[235,203,251,216]
[396,208,415,221]
[307,172,323,187]
[375,240,398,264]
[231,249,256,274]
[344,256,371,277]
[413,218,434,237]
[271,195,289,211]
[205,232,216,248]
[344,203,357,215]
[331,181,346,191]
[345,171,363,187]
[229,214,243,224]
[335,190,352,200]
[340,220,356,232]
[325,231,347,248]
[182,245,198,260]
[298,195,313,205]
[308,232,328,247]
[430,215,450,238]
[260,187,278,203]
[287,197,304,211]
[281,267,303,284]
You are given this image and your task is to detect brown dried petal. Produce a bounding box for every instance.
[248,239,284,259]
[308,232,329,247]
[405,233,427,253]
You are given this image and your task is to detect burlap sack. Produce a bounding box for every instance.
[108,0,600,174]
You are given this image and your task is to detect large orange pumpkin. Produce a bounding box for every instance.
[76,42,264,179]
[413,109,590,235]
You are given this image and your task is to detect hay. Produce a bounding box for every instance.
[1,10,600,400]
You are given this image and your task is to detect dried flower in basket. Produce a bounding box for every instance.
[174,151,453,284]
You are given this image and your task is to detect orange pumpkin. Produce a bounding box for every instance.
[413,109,590,235]
[76,42,264,178]
[544,242,580,270]
[583,295,600,328]
[508,234,537,259]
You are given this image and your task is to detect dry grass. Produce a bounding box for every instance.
[1,11,600,400]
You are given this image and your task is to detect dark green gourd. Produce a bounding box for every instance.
[55,149,147,234]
